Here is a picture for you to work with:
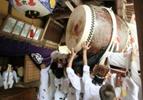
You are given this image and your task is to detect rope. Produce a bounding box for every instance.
[99,7,117,65]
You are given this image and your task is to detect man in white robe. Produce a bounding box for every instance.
[54,77,70,100]
[3,64,18,89]
[66,48,82,100]
[38,64,50,100]
[82,42,101,100]
[107,41,141,100]
[31,53,51,100]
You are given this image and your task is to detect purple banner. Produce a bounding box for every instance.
[0,36,53,66]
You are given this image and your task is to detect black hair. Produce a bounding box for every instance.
[72,63,83,77]
[92,75,105,85]
[72,48,106,77]
[99,83,116,100]
[50,60,64,79]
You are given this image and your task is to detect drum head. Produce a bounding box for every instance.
[66,5,92,52]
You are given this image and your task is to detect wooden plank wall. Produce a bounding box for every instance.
[24,55,40,83]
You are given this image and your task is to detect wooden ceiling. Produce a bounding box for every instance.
[48,0,116,26]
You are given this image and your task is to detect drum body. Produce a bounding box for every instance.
[66,5,129,53]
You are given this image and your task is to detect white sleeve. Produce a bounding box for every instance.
[66,67,81,91]
[125,77,139,100]
[82,65,92,84]
[75,89,81,100]
[44,65,51,71]
[108,52,130,69]
[13,71,18,83]
[130,55,141,86]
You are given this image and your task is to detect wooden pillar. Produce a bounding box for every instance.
[116,0,122,16]
[116,0,126,19]
[134,0,143,97]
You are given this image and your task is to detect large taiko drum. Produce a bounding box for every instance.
[66,5,129,53]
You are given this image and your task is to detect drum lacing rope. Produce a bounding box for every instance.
[122,22,138,77]
[99,7,117,65]
[121,21,132,53]
[86,5,96,44]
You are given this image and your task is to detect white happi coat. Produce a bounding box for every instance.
[106,73,123,99]
[54,77,69,100]
[47,70,56,100]
[66,67,81,100]
[82,65,101,100]
[3,70,18,89]
[122,77,139,100]
[108,43,141,100]
[38,66,50,100]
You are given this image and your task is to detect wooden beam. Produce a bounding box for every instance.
[52,14,70,20]
[134,0,143,97]
[127,0,133,3]
[125,3,134,6]
[52,8,71,20]
[0,31,57,49]
[70,0,82,6]
[116,0,127,19]
[65,1,74,12]
[8,0,12,15]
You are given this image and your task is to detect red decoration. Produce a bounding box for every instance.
[15,0,35,6]
[116,36,120,43]
[130,35,135,44]
[15,0,22,6]
[28,0,36,6]
[30,29,35,38]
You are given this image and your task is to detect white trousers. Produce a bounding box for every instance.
[3,80,14,89]
[38,87,48,100]
[54,89,66,100]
